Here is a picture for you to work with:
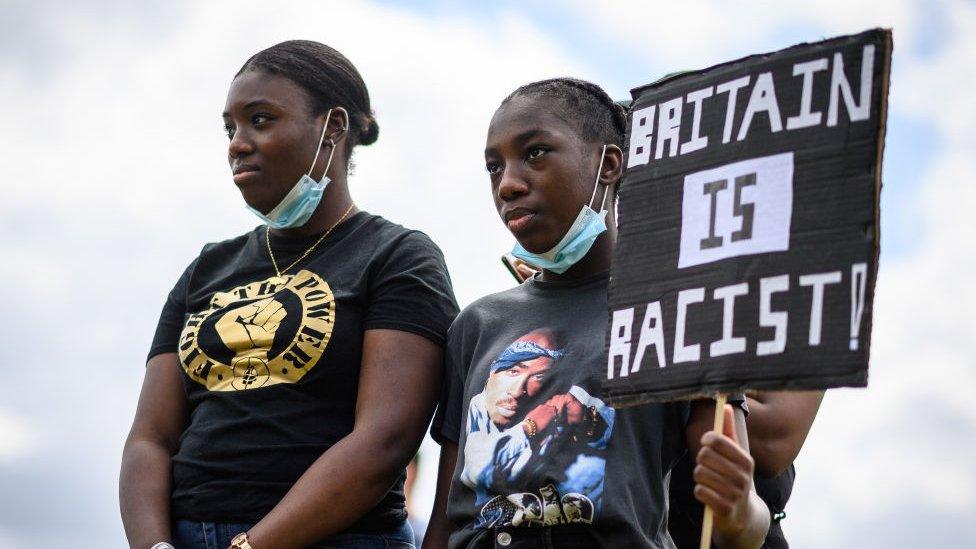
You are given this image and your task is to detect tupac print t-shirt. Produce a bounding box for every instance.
[149,212,458,531]
[432,271,691,548]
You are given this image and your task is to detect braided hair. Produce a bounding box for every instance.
[236,40,379,161]
[501,77,627,147]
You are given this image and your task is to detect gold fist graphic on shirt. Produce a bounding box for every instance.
[215,298,288,354]
[178,270,336,391]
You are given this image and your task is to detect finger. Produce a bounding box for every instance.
[547,395,568,411]
[701,426,752,466]
[693,484,734,517]
[693,463,749,500]
[565,402,584,424]
[699,432,753,471]
[721,404,737,445]
[696,445,752,491]
[515,264,536,281]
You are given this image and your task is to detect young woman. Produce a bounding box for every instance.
[120,41,458,549]
[424,78,769,548]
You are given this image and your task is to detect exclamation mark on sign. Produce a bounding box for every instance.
[850,262,868,350]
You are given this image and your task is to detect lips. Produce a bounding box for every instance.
[495,405,516,419]
[232,163,260,175]
[503,207,536,234]
[232,164,261,184]
[495,397,518,419]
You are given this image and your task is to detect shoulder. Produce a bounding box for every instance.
[355,213,447,264]
[449,284,531,338]
[173,227,260,283]
[195,227,261,262]
[358,213,438,247]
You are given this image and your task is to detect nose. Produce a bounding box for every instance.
[508,374,528,399]
[497,165,528,202]
[228,127,255,160]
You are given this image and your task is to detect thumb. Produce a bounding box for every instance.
[721,404,738,444]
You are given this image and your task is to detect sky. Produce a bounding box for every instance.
[0,0,974,547]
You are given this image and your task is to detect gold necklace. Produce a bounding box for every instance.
[265,203,356,277]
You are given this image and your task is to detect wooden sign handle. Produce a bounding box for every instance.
[699,393,728,549]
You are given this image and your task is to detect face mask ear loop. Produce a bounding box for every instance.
[588,144,610,211]
[307,108,333,177]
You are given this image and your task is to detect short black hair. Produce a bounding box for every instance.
[236,40,379,161]
[501,77,627,147]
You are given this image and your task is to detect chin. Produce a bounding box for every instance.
[516,237,556,254]
[239,190,277,215]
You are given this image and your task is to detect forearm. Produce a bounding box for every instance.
[423,442,459,549]
[423,513,453,549]
[119,439,175,549]
[247,429,411,548]
[714,490,770,549]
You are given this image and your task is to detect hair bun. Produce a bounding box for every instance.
[359,113,379,146]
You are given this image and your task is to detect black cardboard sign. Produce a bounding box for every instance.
[603,29,891,406]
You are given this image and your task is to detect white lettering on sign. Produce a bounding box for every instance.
[828,45,874,126]
[757,274,790,356]
[678,152,794,269]
[673,288,705,364]
[608,307,635,379]
[626,44,876,168]
[632,301,667,372]
[627,105,656,168]
[799,271,842,345]
[680,86,713,155]
[737,72,783,141]
[710,283,749,357]
[605,262,867,377]
[788,58,828,129]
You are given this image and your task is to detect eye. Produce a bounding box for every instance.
[251,113,273,125]
[526,145,549,161]
[224,124,235,139]
[485,160,501,175]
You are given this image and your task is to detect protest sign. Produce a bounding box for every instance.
[603,29,892,407]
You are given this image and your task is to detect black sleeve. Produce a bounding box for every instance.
[365,231,459,346]
[728,392,749,416]
[430,320,466,445]
[146,258,198,362]
[679,392,748,429]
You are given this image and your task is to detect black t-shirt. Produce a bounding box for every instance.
[669,455,794,548]
[431,272,692,548]
[148,212,459,530]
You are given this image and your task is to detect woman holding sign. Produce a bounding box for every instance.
[120,41,458,548]
[424,78,769,548]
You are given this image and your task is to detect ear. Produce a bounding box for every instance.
[323,106,350,146]
[598,144,624,188]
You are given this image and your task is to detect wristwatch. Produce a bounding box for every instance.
[150,543,175,549]
[229,532,253,549]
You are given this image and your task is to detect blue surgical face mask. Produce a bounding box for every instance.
[246,108,339,229]
[511,145,611,274]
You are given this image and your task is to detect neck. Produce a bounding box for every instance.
[539,222,616,283]
[270,175,357,238]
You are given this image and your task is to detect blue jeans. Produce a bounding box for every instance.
[173,519,415,548]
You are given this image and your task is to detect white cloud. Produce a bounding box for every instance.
[568,0,923,70]
[0,410,39,463]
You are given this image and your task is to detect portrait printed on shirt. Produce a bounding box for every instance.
[177,270,336,392]
[461,329,615,528]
